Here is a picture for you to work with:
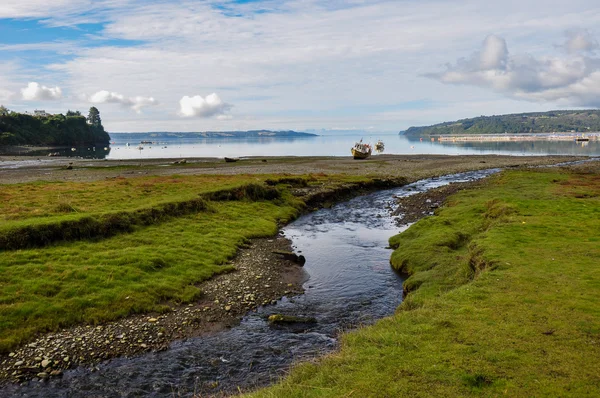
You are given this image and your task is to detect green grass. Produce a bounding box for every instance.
[0,200,298,351]
[0,174,267,223]
[248,164,600,397]
[0,172,386,352]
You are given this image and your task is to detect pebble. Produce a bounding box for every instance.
[1,236,303,385]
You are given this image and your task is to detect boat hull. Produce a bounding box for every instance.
[351,148,372,159]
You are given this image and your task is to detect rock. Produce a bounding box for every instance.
[41,359,51,368]
[148,318,158,323]
[14,361,24,367]
[267,314,317,324]
[271,250,306,265]
[225,305,232,311]
[37,372,48,379]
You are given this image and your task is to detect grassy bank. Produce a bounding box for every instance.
[249,163,600,397]
[0,172,388,352]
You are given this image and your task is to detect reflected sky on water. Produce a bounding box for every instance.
[104,132,600,159]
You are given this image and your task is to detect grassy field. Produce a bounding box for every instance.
[249,163,600,397]
[0,172,379,352]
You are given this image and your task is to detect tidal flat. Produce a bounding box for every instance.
[0,154,590,389]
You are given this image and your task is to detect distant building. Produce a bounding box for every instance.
[34,109,51,117]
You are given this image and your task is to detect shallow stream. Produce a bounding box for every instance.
[4,169,499,397]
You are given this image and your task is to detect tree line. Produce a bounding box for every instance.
[404,110,600,136]
[0,106,110,147]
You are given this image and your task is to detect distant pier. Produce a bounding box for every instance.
[435,133,600,142]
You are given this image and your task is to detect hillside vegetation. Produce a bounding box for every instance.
[404,109,600,136]
[0,109,110,147]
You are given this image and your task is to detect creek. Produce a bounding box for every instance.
[3,169,500,397]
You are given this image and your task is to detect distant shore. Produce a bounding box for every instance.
[434,132,600,142]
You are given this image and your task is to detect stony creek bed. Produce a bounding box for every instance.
[1,169,501,397]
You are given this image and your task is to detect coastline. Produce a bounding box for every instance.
[0,154,588,386]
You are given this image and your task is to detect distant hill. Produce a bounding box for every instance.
[404,110,600,137]
[110,130,317,140]
[0,112,110,147]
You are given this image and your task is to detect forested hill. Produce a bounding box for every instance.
[403,110,600,137]
[0,109,110,147]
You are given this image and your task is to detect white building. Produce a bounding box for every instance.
[33,109,51,117]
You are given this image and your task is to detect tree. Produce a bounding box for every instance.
[0,105,9,116]
[66,110,82,117]
[87,107,102,128]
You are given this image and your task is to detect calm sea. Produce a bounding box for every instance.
[104,132,600,159]
[5,132,600,160]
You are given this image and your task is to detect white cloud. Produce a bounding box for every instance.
[562,30,599,54]
[21,82,62,101]
[429,32,600,107]
[89,90,157,113]
[178,93,232,118]
[5,1,600,131]
[0,88,14,103]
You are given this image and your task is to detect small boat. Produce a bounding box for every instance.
[351,140,372,159]
[375,140,385,153]
[224,157,239,163]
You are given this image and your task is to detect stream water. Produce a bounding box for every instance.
[3,169,500,397]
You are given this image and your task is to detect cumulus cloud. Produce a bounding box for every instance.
[89,90,157,113]
[178,93,232,118]
[21,82,62,101]
[562,30,598,54]
[429,33,600,107]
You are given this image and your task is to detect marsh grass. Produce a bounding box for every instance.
[0,172,384,352]
[0,200,298,351]
[248,165,600,397]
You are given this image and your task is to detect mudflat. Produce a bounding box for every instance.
[0,154,584,185]
[0,154,586,385]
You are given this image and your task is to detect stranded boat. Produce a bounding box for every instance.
[351,140,372,159]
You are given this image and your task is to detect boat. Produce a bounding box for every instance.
[375,140,385,153]
[351,140,372,159]
[224,157,239,162]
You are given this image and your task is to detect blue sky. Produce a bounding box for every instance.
[1,0,600,132]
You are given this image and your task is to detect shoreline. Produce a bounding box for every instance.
[0,235,307,385]
[0,154,588,387]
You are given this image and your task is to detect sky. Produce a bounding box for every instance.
[1,0,600,132]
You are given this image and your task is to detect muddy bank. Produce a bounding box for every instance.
[392,181,483,225]
[0,236,306,385]
[0,155,587,386]
[0,154,584,185]
[0,176,406,385]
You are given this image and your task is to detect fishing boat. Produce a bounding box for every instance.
[351,140,372,159]
[375,140,385,153]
